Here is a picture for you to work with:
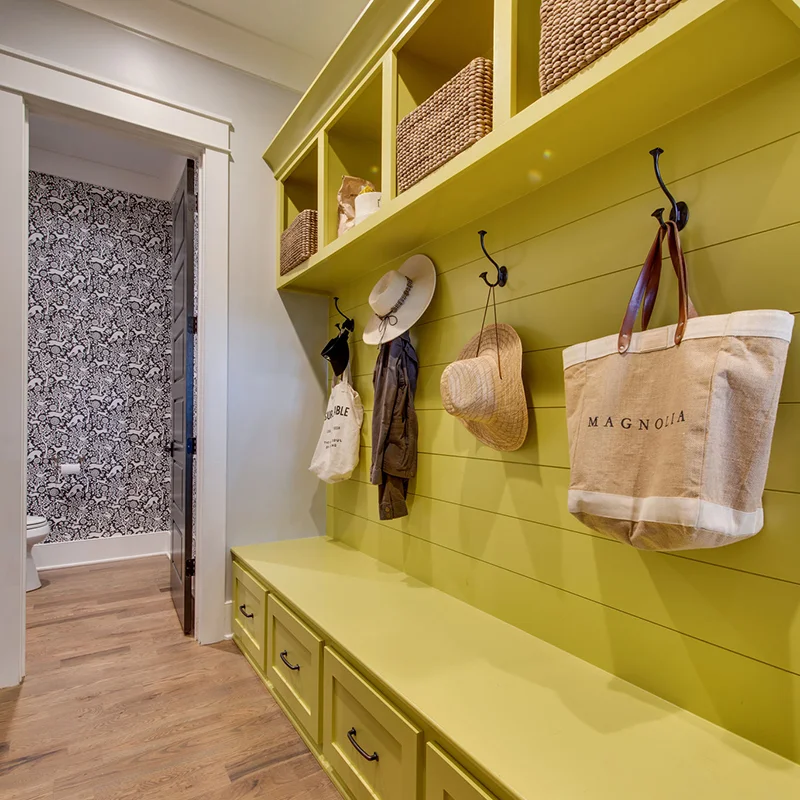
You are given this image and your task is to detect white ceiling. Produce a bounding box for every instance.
[55,0,372,92]
[29,114,187,200]
[174,0,371,60]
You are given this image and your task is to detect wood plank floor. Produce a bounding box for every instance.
[0,556,340,800]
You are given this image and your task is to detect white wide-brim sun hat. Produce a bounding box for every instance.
[440,323,528,452]
[362,254,436,345]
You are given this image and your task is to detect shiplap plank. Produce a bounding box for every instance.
[350,217,800,375]
[352,318,800,410]
[329,506,800,761]
[358,406,569,468]
[344,448,800,582]
[352,348,570,410]
[358,404,800,493]
[331,479,800,585]
[330,483,800,675]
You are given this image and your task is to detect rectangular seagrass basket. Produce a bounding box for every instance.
[539,0,682,94]
[280,209,318,275]
[396,57,493,194]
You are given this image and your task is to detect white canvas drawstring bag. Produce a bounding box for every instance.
[563,221,793,551]
[309,368,363,484]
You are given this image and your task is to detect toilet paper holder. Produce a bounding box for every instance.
[50,454,84,470]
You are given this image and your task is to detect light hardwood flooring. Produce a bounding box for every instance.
[0,556,340,800]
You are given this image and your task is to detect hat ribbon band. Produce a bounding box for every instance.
[378,276,413,340]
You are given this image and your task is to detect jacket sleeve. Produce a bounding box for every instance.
[370,341,398,486]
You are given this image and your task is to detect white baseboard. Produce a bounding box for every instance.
[33,530,170,571]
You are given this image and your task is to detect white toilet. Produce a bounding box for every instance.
[26,515,50,592]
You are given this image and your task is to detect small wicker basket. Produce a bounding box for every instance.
[280,209,318,275]
[396,57,493,194]
[539,0,682,94]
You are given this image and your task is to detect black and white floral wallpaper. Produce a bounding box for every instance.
[27,172,172,542]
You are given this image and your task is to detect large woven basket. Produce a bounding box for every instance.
[539,0,682,94]
[280,209,318,275]
[396,57,493,194]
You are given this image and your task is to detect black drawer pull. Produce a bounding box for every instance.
[238,604,254,619]
[347,727,379,762]
[280,650,300,671]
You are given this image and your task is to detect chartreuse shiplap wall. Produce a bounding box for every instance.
[325,59,800,761]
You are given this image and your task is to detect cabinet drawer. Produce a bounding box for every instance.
[266,595,323,744]
[323,647,421,800]
[426,744,496,800]
[232,561,268,672]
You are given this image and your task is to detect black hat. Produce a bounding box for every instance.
[322,327,350,376]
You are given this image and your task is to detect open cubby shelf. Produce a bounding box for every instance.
[396,0,494,120]
[269,0,800,291]
[323,65,383,246]
[280,139,318,233]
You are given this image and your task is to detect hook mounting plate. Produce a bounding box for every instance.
[480,267,508,288]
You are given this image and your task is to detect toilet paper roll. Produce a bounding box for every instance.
[60,463,81,476]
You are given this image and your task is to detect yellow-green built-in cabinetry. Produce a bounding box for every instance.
[267,0,800,291]
[232,539,800,799]
[326,55,800,764]
[260,0,800,784]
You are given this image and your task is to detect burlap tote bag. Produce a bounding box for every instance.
[563,221,793,551]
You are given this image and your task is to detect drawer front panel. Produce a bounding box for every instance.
[323,647,421,800]
[426,744,496,800]
[266,595,323,744]
[232,561,268,672]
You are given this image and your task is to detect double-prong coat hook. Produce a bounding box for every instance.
[333,296,355,332]
[478,230,508,288]
[649,147,688,231]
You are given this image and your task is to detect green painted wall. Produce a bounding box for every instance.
[327,60,800,761]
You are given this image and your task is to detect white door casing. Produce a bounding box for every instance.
[0,47,232,686]
[0,89,29,688]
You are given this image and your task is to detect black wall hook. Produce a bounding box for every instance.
[333,296,355,332]
[649,147,688,231]
[478,230,508,288]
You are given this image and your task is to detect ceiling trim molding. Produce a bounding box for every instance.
[53,0,316,93]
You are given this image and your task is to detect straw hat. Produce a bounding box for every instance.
[440,323,528,451]
[363,254,436,345]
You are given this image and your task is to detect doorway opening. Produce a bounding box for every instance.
[25,112,198,634]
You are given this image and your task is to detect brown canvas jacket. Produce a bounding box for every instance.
[370,332,419,520]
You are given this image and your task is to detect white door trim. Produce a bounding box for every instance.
[0,90,29,689]
[0,48,231,686]
[195,147,230,645]
[0,45,233,145]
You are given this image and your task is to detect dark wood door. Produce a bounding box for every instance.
[169,159,196,635]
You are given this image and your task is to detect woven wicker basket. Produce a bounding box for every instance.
[539,0,682,94]
[280,209,318,275]
[396,57,493,194]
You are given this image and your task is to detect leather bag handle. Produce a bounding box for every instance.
[618,225,665,353]
[642,222,698,332]
[618,221,693,353]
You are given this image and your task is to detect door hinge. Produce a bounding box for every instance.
[186,558,196,578]
[188,436,197,456]
[189,315,198,335]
